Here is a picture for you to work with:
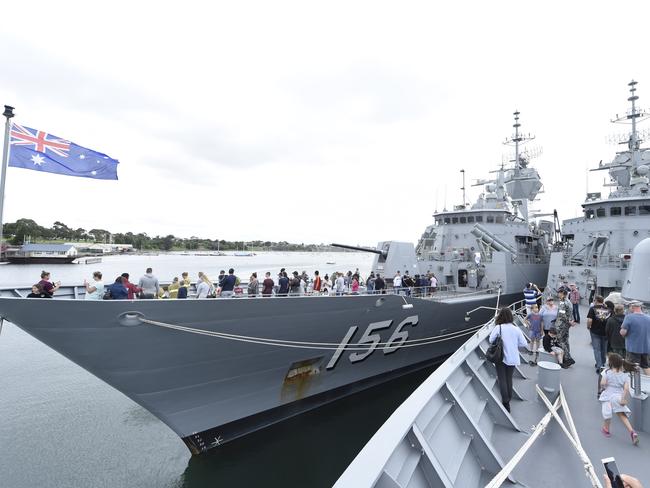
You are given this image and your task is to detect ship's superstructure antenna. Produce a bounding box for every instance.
[460,169,466,208]
[500,111,542,222]
[503,111,535,170]
[611,80,650,152]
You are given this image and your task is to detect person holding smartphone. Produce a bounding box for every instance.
[38,270,61,297]
[602,457,644,488]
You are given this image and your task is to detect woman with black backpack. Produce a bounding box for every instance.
[488,307,528,412]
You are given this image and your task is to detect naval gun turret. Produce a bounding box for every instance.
[332,242,419,280]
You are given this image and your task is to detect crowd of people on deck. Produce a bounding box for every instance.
[488,281,650,451]
[29,268,441,301]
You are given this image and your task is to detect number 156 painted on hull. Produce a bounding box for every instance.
[326,315,419,370]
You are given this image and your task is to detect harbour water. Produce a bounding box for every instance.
[0,252,437,488]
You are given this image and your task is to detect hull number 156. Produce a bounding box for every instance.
[326,315,419,370]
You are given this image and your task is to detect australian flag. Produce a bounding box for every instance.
[9,123,119,180]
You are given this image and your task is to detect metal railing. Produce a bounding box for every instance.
[0,282,500,302]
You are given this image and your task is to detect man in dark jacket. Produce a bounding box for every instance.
[606,304,626,357]
[374,274,386,294]
[220,269,237,298]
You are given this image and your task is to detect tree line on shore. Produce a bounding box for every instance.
[2,218,343,252]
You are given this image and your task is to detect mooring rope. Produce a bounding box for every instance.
[139,317,486,351]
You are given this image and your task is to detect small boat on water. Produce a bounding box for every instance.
[326,261,336,265]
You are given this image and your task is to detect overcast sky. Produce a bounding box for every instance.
[1,1,650,245]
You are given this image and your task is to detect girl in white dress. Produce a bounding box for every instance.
[599,352,639,445]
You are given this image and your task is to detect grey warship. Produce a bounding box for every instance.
[547,80,650,299]
[336,238,650,488]
[0,114,551,455]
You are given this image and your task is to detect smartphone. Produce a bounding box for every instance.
[602,457,624,488]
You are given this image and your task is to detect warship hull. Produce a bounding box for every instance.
[0,292,520,453]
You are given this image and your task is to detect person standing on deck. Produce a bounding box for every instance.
[196,273,212,299]
[366,272,375,294]
[27,283,51,298]
[539,297,558,336]
[167,277,180,299]
[393,271,402,295]
[621,301,650,375]
[569,283,581,323]
[523,283,541,316]
[430,274,438,293]
[606,304,627,357]
[177,281,188,299]
[312,270,322,294]
[181,272,191,288]
[556,289,576,367]
[220,269,237,298]
[489,307,528,412]
[599,352,639,445]
[38,271,60,297]
[277,272,290,297]
[588,295,610,371]
[335,273,346,296]
[350,274,360,294]
[262,272,274,297]
[247,273,259,297]
[107,276,128,299]
[374,274,386,294]
[120,273,141,299]
[138,268,159,299]
[83,271,104,300]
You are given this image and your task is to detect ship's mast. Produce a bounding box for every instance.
[611,79,649,153]
[503,111,536,220]
[629,80,640,151]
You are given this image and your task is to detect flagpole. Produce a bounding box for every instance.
[0,105,15,260]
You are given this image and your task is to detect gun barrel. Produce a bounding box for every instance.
[331,243,385,256]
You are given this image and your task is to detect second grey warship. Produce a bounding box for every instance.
[547,80,650,299]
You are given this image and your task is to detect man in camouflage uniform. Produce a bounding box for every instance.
[556,288,576,367]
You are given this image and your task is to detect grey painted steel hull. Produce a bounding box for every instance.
[0,293,512,453]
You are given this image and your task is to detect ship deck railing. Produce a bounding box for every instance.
[562,252,632,269]
[0,283,500,302]
[422,252,549,265]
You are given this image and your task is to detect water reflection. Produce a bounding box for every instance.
[179,365,437,488]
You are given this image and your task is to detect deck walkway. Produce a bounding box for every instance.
[498,305,648,486]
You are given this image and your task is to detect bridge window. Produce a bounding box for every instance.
[444,217,451,224]
[452,217,458,224]
[486,216,495,223]
[596,208,606,217]
[640,205,650,215]
[476,216,483,223]
[625,206,637,216]
[460,216,466,223]
[496,215,504,223]
[467,216,475,223]
[585,209,594,219]
[610,207,621,216]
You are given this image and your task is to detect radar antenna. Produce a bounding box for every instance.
[611,80,650,151]
[460,169,466,208]
[503,111,536,170]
